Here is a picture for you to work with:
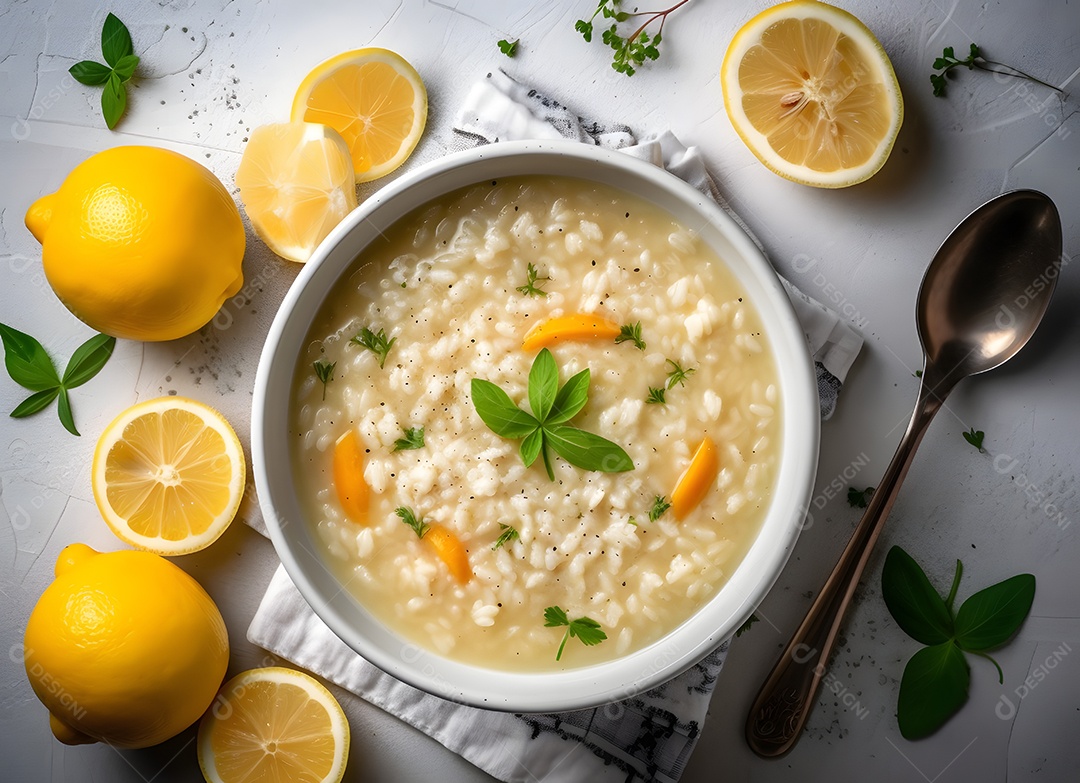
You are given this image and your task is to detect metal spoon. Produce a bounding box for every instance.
[745,189,1063,757]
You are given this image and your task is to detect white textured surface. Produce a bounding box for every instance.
[1,1,1078,781]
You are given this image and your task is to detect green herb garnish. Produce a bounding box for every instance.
[396,506,430,539]
[470,348,633,481]
[351,327,396,369]
[497,38,519,57]
[882,545,1035,739]
[615,322,646,351]
[394,426,425,451]
[544,605,608,661]
[847,486,875,509]
[575,0,690,76]
[962,427,985,451]
[665,359,695,389]
[930,43,1061,97]
[0,323,115,436]
[516,263,549,297]
[313,359,335,400]
[492,523,519,550]
[735,613,759,638]
[648,494,671,522]
[68,13,139,129]
[914,369,923,378]
[645,386,666,405]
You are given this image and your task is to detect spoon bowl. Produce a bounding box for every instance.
[746,189,1062,757]
[919,190,1063,384]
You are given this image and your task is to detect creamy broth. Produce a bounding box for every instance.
[291,175,781,670]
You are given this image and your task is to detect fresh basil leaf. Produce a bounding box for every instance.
[62,333,115,388]
[0,323,61,391]
[102,72,126,130]
[101,12,134,67]
[470,379,539,439]
[56,387,79,436]
[10,388,60,418]
[540,437,555,481]
[112,53,139,82]
[520,427,543,468]
[897,642,969,739]
[528,348,558,422]
[881,546,955,645]
[544,425,633,473]
[954,574,1036,652]
[69,60,112,85]
[546,368,590,425]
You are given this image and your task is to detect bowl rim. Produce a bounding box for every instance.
[252,138,819,712]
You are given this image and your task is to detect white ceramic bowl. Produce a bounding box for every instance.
[253,139,819,712]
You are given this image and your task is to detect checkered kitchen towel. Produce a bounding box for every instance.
[247,69,865,783]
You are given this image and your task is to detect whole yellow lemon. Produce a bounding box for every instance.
[23,543,230,748]
[25,146,245,341]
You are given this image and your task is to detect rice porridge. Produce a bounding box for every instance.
[291,175,781,670]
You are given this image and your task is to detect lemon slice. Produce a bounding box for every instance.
[92,397,245,555]
[291,48,427,182]
[236,122,357,263]
[721,0,903,188]
[198,667,350,783]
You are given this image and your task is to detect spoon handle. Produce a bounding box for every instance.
[745,377,950,757]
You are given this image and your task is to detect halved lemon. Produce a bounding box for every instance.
[236,122,357,263]
[92,397,245,555]
[721,0,903,188]
[198,667,350,783]
[291,48,427,183]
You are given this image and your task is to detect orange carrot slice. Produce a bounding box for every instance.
[522,314,621,352]
[425,524,472,583]
[671,436,720,520]
[332,430,370,524]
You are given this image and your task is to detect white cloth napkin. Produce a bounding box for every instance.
[247,69,866,783]
[250,568,729,783]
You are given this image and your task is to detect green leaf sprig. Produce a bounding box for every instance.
[882,545,1035,739]
[396,506,430,539]
[68,13,139,129]
[615,322,646,351]
[544,605,608,661]
[665,359,695,388]
[351,327,396,369]
[930,43,1061,97]
[575,0,691,76]
[962,427,985,451]
[516,263,549,297]
[847,486,875,509]
[648,494,671,521]
[735,613,759,638]
[394,426,425,451]
[645,359,695,404]
[313,360,335,400]
[645,386,666,405]
[497,38,519,57]
[0,323,115,436]
[470,348,633,481]
[492,523,519,550]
